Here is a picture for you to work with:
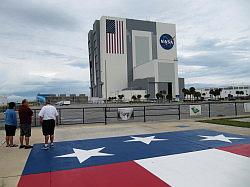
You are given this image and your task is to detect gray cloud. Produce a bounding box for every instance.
[0,0,79,30]
[7,79,89,98]
[68,59,89,69]
[0,0,249,99]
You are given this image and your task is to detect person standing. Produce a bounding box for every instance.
[18,99,33,149]
[38,100,59,150]
[4,102,18,147]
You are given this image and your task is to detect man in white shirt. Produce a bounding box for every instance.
[38,100,59,150]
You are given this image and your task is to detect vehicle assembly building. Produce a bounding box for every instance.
[88,16,183,100]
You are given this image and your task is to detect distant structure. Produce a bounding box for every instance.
[197,85,250,99]
[0,96,8,106]
[37,94,88,104]
[88,16,184,100]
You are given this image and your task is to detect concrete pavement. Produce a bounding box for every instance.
[0,119,250,187]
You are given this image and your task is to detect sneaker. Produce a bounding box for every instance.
[25,145,33,149]
[50,143,54,147]
[10,144,18,147]
[19,145,25,149]
[6,145,10,147]
[41,145,49,150]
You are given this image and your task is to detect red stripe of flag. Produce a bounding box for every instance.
[108,33,111,53]
[218,144,250,157]
[106,33,108,53]
[113,32,115,54]
[110,33,112,54]
[118,21,121,54]
[119,21,122,54]
[116,21,118,54]
[121,21,124,54]
[18,161,170,187]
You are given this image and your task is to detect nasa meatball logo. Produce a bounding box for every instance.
[160,34,174,50]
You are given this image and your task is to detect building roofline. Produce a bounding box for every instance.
[97,16,175,25]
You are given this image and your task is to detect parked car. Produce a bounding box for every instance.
[55,101,71,106]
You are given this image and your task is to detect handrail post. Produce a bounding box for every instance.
[104,107,107,125]
[34,110,37,126]
[143,106,146,122]
[82,108,85,124]
[59,109,62,125]
[178,105,181,120]
[208,103,211,118]
[235,102,237,116]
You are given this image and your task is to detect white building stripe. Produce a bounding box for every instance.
[135,149,250,187]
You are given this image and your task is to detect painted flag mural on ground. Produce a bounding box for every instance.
[18,129,250,187]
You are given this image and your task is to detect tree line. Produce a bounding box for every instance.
[182,87,223,101]
[182,87,202,101]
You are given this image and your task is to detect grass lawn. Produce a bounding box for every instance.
[199,117,250,128]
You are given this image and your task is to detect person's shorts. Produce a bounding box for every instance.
[20,124,31,137]
[5,125,17,136]
[42,119,55,136]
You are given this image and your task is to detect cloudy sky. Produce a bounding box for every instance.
[0,0,249,100]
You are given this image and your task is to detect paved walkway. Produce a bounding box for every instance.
[0,119,250,186]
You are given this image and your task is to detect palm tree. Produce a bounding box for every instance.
[209,89,214,99]
[218,88,222,99]
[166,94,172,102]
[144,94,150,101]
[137,95,142,100]
[194,91,201,101]
[161,90,167,102]
[118,94,124,100]
[182,88,188,100]
[236,91,240,98]
[156,93,163,102]
[214,89,221,100]
[131,95,137,101]
[212,91,217,100]
[187,89,190,100]
[189,87,196,101]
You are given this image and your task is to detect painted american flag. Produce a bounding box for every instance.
[18,129,250,187]
[106,19,124,54]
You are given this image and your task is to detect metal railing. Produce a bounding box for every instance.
[0,101,250,127]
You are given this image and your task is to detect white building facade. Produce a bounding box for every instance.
[88,16,181,99]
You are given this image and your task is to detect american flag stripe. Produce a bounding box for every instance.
[106,33,108,53]
[121,21,124,54]
[106,19,124,54]
[113,32,115,53]
[114,23,116,53]
[110,34,114,53]
[119,21,121,54]
[116,21,118,53]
